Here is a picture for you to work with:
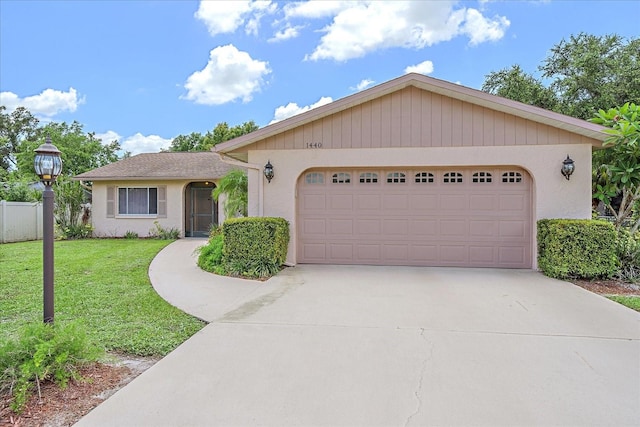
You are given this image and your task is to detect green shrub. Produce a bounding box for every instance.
[0,322,103,414]
[222,217,289,278]
[148,221,180,240]
[124,230,139,239]
[60,223,94,240]
[537,219,618,279]
[615,229,640,282]
[197,232,227,275]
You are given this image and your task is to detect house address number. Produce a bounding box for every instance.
[306,142,323,148]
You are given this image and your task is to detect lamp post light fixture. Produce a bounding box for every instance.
[561,155,575,181]
[264,160,274,183]
[34,136,62,324]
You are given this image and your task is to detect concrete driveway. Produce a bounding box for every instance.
[78,240,640,426]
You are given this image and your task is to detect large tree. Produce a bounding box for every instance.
[168,121,259,152]
[0,106,40,172]
[16,121,121,179]
[590,103,640,232]
[482,33,639,119]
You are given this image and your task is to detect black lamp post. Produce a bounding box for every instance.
[34,136,62,324]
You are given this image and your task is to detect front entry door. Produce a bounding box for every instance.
[189,186,215,237]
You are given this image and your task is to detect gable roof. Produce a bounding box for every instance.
[215,73,607,156]
[73,152,240,181]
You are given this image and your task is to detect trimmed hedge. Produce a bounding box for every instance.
[222,217,290,278]
[537,219,618,279]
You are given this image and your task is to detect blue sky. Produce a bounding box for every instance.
[1,1,637,155]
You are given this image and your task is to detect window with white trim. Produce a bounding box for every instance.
[387,172,406,183]
[415,172,434,183]
[502,172,523,183]
[305,172,324,184]
[359,172,378,183]
[118,187,158,215]
[332,173,351,184]
[472,172,492,183]
[443,172,463,183]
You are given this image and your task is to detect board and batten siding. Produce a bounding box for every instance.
[253,86,594,151]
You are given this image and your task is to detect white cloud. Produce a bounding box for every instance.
[195,0,275,37]
[283,1,352,19]
[268,25,302,42]
[461,9,510,45]
[0,87,84,117]
[404,60,434,75]
[300,1,509,61]
[95,131,172,155]
[94,130,121,146]
[270,96,333,124]
[182,44,271,105]
[351,79,375,91]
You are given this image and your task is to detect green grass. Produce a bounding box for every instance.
[0,240,205,356]
[607,295,640,312]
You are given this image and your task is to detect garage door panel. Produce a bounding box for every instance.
[298,167,532,268]
[356,194,382,210]
[470,194,497,210]
[356,218,381,235]
[383,194,409,209]
[302,218,326,235]
[499,194,526,211]
[410,194,438,211]
[356,244,381,262]
[440,194,467,211]
[440,219,467,236]
[410,219,438,236]
[469,220,496,237]
[383,219,409,236]
[330,194,353,210]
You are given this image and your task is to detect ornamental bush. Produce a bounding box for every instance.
[222,217,289,279]
[0,321,103,414]
[537,219,618,279]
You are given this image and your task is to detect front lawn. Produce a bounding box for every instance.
[0,239,205,356]
[607,296,640,312]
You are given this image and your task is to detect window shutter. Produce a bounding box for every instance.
[106,186,115,218]
[157,186,167,218]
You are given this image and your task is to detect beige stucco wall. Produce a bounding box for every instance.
[246,143,593,269]
[90,180,226,238]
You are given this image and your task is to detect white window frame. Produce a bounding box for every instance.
[117,187,158,216]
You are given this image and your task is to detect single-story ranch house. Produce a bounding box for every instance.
[214,73,608,269]
[74,152,240,238]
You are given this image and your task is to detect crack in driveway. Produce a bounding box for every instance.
[404,328,433,427]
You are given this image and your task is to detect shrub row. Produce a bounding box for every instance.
[537,219,636,280]
[198,217,289,279]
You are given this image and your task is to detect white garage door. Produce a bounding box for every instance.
[297,167,532,268]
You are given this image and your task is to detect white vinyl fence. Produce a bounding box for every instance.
[0,200,43,243]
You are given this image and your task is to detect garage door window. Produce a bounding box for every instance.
[305,172,324,184]
[359,172,378,183]
[472,172,492,183]
[502,171,523,183]
[415,172,434,183]
[387,172,406,183]
[332,173,351,184]
[443,172,463,183]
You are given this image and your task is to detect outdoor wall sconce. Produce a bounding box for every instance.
[264,160,274,183]
[561,155,575,180]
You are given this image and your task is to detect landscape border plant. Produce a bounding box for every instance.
[0,321,103,413]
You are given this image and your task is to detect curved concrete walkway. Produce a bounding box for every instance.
[77,239,640,427]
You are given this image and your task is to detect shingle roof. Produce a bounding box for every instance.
[73,152,240,181]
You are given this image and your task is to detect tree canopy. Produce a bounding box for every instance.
[482,33,639,120]
[167,121,259,152]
